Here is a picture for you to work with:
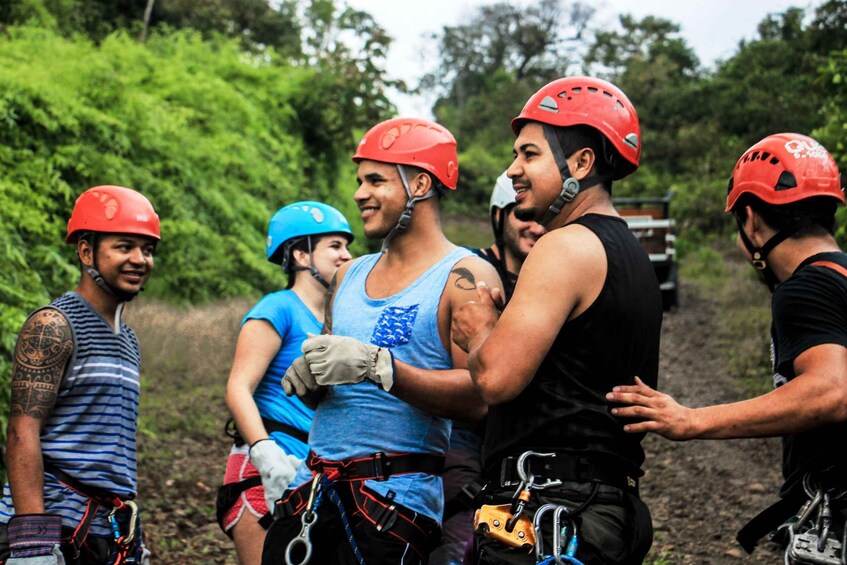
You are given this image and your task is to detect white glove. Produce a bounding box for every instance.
[282,355,320,397]
[301,334,395,391]
[248,439,302,510]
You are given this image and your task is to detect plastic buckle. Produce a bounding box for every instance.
[371,451,391,481]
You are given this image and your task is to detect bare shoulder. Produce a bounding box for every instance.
[447,254,503,294]
[11,307,74,418]
[524,223,606,274]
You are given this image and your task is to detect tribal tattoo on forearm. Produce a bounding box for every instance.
[11,309,73,419]
[451,267,477,291]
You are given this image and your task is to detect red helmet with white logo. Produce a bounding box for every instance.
[512,76,641,179]
[726,133,844,212]
[352,117,459,189]
[66,185,161,243]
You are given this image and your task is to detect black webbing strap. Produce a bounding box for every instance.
[497,454,640,495]
[307,451,445,482]
[225,417,308,447]
[736,489,806,554]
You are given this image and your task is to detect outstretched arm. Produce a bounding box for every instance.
[7,309,73,514]
[606,343,847,439]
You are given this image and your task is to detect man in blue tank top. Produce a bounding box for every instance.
[0,186,160,564]
[263,118,502,564]
[452,77,663,564]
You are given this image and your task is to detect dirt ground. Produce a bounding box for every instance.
[134,276,787,563]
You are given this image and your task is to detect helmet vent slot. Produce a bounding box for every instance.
[775,171,798,191]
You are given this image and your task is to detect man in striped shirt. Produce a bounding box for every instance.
[0,186,160,564]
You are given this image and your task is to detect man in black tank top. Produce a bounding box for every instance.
[608,133,847,559]
[452,77,662,564]
[433,173,545,564]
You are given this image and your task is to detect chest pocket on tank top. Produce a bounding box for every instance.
[371,304,420,347]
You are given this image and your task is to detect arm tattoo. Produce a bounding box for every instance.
[10,309,73,419]
[322,272,338,335]
[451,267,477,291]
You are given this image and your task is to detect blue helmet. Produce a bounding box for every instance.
[266,201,354,266]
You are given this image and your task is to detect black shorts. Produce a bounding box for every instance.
[262,480,441,564]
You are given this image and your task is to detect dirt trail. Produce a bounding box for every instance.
[137,278,787,563]
[641,283,784,563]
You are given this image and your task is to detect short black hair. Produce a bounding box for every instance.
[733,194,838,237]
[553,124,619,186]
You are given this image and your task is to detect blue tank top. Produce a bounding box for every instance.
[0,292,142,536]
[246,290,320,459]
[294,247,472,523]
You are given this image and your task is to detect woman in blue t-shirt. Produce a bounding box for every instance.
[218,201,353,564]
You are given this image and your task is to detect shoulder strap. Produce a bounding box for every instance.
[809,260,847,279]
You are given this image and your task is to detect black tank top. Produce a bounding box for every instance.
[483,214,663,479]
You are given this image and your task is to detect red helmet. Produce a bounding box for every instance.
[352,117,459,190]
[512,76,641,179]
[726,133,845,212]
[66,185,161,243]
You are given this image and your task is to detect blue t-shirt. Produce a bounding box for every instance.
[246,290,321,459]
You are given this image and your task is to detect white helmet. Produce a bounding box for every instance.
[490,171,516,212]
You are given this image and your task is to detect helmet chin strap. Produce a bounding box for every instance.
[380,164,436,253]
[736,217,809,292]
[81,235,140,304]
[284,236,330,288]
[537,124,612,226]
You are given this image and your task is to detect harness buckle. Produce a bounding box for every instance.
[371,451,391,481]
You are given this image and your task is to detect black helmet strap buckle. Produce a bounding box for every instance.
[736,216,809,291]
[538,124,612,226]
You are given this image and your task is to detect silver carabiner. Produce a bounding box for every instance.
[533,503,558,561]
[553,505,575,565]
[284,474,322,565]
[516,451,563,490]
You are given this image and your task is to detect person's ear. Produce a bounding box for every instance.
[567,148,596,181]
[410,172,433,198]
[78,239,95,267]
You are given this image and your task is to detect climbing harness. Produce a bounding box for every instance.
[283,472,368,565]
[474,451,563,552]
[42,464,144,564]
[778,474,846,564]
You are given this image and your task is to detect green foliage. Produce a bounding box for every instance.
[0,23,383,447]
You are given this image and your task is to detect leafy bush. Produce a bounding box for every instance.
[0,25,368,447]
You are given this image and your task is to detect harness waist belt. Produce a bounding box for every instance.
[44,463,129,507]
[307,451,445,482]
[497,454,640,495]
[226,417,308,447]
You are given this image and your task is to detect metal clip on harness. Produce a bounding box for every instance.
[107,500,140,565]
[781,474,846,565]
[285,473,322,565]
[474,451,562,552]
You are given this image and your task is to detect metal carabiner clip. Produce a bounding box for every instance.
[517,451,563,490]
[533,503,558,562]
[285,474,322,565]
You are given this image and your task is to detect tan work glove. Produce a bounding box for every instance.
[301,334,395,391]
[281,355,320,397]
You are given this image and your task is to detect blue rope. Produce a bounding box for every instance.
[319,475,366,565]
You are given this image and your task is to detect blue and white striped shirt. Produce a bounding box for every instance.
[0,292,141,536]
